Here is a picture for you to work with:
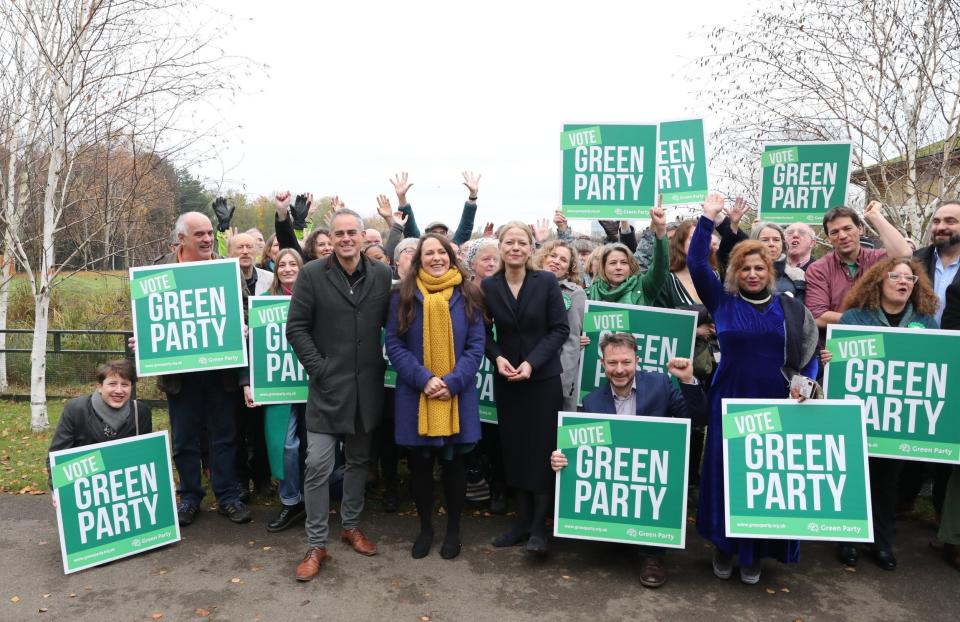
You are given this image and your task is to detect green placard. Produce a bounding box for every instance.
[561,123,659,219]
[249,296,308,404]
[722,399,873,542]
[824,325,960,463]
[721,406,783,439]
[657,119,708,205]
[554,412,691,548]
[759,142,852,224]
[49,431,180,574]
[576,302,697,405]
[383,331,498,424]
[129,258,247,377]
[825,333,886,363]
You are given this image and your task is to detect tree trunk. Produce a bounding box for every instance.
[29,286,50,431]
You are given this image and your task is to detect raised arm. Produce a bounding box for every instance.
[864,200,912,258]
[639,201,669,301]
[390,172,420,238]
[452,171,481,245]
[274,191,305,260]
[687,194,727,313]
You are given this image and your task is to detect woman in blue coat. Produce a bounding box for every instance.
[690,194,820,585]
[386,233,486,560]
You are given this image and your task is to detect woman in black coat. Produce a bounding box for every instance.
[481,221,569,555]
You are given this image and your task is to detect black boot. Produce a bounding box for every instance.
[267,502,306,532]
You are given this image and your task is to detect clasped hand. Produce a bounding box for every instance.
[424,376,451,400]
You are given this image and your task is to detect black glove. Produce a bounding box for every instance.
[211,197,235,232]
[291,194,311,230]
[598,220,620,241]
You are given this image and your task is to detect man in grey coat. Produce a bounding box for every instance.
[286,208,393,581]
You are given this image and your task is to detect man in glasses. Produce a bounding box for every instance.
[783,222,818,271]
[286,208,393,581]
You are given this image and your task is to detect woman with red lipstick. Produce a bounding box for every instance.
[690,194,820,586]
[820,257,938,571]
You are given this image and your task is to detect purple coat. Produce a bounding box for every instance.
[385,286,485,447]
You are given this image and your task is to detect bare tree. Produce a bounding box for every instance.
[694,0,960,241]
[0,0,244,430]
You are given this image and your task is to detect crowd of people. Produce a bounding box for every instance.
[47,172,960,589]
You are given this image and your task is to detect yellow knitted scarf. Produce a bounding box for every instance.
[416,267,463,437]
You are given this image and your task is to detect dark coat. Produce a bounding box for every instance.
[582,371,708,427]
[385,287,485,447]
[915,244,960,330]
[286,254,392,434]
[47,395,153,487]
[480,270,569,379]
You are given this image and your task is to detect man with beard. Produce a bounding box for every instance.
[903,199,960,569]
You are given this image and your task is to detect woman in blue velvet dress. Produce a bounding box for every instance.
[688,194,820,585]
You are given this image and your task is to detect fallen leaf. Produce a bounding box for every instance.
[195,608,210,617]
[68,593,76,598]
[230,577,242,584]
[39,607,49,613]
[158,569,168,575]
[419,617,431,622]
[561,575,572,581]
[42,594,50,598]
[10,596,20,603]
[765,588,776,594]
[781,587,791,593]
[843,566,856,573]
[250,566,261,572]
[247,540,256,546]
[37,541,47,545]
[262,546,271,551]
[151,614,163,620]
[84,586,92,591]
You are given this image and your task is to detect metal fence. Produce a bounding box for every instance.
[0,328,139,393]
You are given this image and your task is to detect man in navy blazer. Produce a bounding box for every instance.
[551,332,707,589]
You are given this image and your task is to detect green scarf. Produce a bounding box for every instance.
[587,273,647,305]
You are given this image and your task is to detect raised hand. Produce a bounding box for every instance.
[598,219,620,239]
[482,222,495,238]
[211,197,235,232]
[306,192,318,217]
[376,194,394,225]
[291,194,311,229]
[863,199,885,222]
[532,218,551,243]
[390,172,413,204]
[274,191,292,219]
[462,170,481,198]
[724,196,748,230]
[702,193,725,222]
[650,195,666,239]
[553,209,568,232]
[666,357,695,384]
[392,210,408,227]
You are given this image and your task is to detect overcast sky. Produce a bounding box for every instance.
[199,0,754,230]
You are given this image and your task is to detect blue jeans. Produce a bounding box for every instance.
[167,371,239,506]
[278,411,302,506]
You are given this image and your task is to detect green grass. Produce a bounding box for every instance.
[0,399,169,494]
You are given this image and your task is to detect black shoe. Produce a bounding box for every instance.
[237,485,251,504]
[218,501,253,524]
[525,535,548,556]
[177,501,200,526]
[492,527,529,548]
[440,536,462,560]
[488,492,507,515]
[266,502,305,532]
[837,544,858,566]
[872,548,897,571]
[383,486,399,513]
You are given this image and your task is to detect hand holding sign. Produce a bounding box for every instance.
[550,450,568,472]
[553,210,568,233]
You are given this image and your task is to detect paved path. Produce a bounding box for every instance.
[0,495,955,621]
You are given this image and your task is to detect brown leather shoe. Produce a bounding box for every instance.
[341,527,377,556]
[639,555,667,588]
[295,547,329,581]
[945,543,960,572]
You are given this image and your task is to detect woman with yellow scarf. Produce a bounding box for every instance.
[385,233,486,560]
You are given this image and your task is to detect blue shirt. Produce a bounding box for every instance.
[934,248,960,324]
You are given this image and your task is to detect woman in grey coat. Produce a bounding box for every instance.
[534,240,586,412]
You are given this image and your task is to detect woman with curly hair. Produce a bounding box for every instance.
[533,239,586,411]
[820,256,938,571]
